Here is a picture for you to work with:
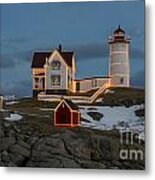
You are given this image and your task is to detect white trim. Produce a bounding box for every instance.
[71,112,73,127]
[48,50,70,68]
[54,110,56,125]
[78,112,80,125]
[110,51,126,55]
[75,77,110,82]
[54,99,78,112]
[111,74,130,77]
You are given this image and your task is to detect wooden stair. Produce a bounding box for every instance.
[90,82,110,103]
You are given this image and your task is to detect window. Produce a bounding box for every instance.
[51,60,61,70]
[51,75,61,85]
[76,82,80,91]
[35,77,39,83]
[120,77,124,84]
[92,79,97,87]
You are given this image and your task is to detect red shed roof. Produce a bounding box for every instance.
[55,98,79,111]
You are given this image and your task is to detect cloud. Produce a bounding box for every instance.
[15,50,34,63]
[131,48,144,60]
[131,69,145,87]
[1,50,33,69]
[67,42,108,60]
[1,79,32,97]
[1,37,32,46]
[0,54,16,68]
[69,42,144,61]
[128,28,144,39]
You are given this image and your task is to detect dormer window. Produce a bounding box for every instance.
[51,60,61,70]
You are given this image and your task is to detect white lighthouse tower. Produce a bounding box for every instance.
[108,25,130,87]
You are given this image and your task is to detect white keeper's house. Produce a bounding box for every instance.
[31,26,130,103]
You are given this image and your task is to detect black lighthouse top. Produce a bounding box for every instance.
[114,25,125,35]
[108,25,130,44]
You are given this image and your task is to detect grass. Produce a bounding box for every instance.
[4,98,59,136]
[4,98,58,114]
[95,87,145,107]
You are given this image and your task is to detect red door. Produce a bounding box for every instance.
[56,103,71,125]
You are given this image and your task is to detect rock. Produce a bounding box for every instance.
[99,137,112,160]
[8,161,17,167]
[59,157,81,168]
[0,125,4,137]
[1,151,9,162]
[13,124,21,133]
[90,136,112,161]
[26,157,62,168]
[16,138,31,150]
[0,112,144,169]
[9,144,30,157]
[33,134,68,156]
[80,160,106,169]
[9,152,26,166]
[31,150,53,160]
[111,160,123,168]
[0,137,16,151]
[27,136,39,146]
[87,112,103,121]
[61,129,92,160]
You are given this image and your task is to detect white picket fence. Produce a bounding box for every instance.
[38,82,110,104]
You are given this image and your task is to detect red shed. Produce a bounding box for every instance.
[54,98,80,127]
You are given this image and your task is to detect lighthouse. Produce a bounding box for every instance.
[108,25,130,87]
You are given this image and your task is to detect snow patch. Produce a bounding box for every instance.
[5,113,23,121]
[104,89,115,94]
[80,104,145,140]
[5,101,19,105]
[4,95,16,101]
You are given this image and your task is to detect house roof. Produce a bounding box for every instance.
[31,52,51,68]
[31,51,74,68]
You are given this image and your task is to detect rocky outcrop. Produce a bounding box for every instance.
[0,110,145,169]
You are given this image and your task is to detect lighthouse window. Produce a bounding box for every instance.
[120,78,124,84]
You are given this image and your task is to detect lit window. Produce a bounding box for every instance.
[51,75,61,85]
[51,60,61,70]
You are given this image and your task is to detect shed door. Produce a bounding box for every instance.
[56,103,71,125]
[60,113,70,124]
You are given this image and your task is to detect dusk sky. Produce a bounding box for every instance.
[1,0,145,97]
